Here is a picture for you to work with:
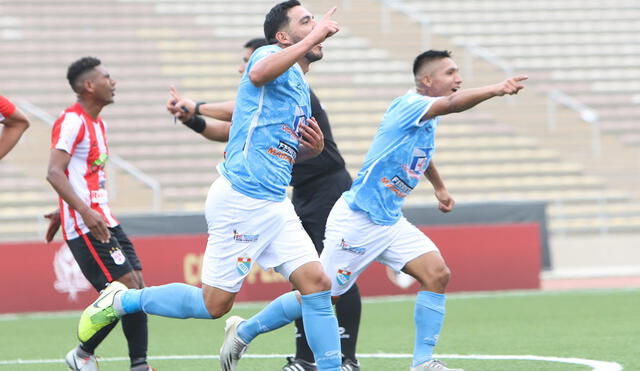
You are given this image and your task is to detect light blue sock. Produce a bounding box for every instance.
[301,291,341,371]
[120,283,212,319]
[236,291,301,344]
[413,291,446,367]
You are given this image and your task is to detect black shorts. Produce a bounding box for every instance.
[66,225,142,292]
[292,169,352,253]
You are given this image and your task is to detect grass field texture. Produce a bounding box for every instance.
[0,288,637,370]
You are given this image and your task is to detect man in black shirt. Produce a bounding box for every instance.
[168,38,362,371]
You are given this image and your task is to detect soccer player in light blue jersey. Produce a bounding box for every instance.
[75,2,343,371]
[321,50,527,371]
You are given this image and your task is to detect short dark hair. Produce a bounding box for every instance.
[67,56,101,93]
[264,0,301,45]
[413,50,452,77]
[244,37,268,51]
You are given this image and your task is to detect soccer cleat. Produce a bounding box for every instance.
[65,348,99,371]
[341,358,361,371]
[281,356,318,371]
[77,281,126,342]
[219,315,249,371]
[411,359,464,371]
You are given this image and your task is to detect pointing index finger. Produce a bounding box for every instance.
[323,6,337,20]
[513,75,528,82]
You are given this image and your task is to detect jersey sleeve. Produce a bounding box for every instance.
[399,94,441,129]
[246,45,290,85]
[0,95,16,122]
[51,112,84,155]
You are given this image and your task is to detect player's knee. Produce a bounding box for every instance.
[203,293,234,318]
[205,300,232,319]
[432,265,451,288]
[308,271,332,292]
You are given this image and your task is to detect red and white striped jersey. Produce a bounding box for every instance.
[51,102,119,240]
[0,95,16,121]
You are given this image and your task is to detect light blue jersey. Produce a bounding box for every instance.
[343,92,440,225]
[219,45,311,201]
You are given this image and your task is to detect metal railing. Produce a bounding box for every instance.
[374,0,611,235]
[546,89,601,157]
[17,100,163,211]
[376,0,602,157]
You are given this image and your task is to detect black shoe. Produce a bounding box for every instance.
[341,359,361,371]
[281,356,318,371]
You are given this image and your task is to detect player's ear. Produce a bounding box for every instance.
[422,74,432,88]
[83,79,95,94]
[275,30,292,46]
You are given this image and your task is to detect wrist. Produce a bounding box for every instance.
[183,115,206,133]
[194,101,206,116]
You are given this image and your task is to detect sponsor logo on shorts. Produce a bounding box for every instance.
[336,269,352,286]
[109,247,126,265]
[267,141,297,164]
[236,257,252,276]
[339,238,365,255]
[233,230,259,242]
[381,175,413,198]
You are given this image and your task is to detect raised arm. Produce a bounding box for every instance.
[0,106,30,160]
[249,7,339,87]
[424,160,454,213]
[423,75,527,120]
[166,87,233,142]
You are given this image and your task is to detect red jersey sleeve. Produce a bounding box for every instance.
[0,95,17,121]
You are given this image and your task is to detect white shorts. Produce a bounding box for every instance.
[321,197,439,296]
[202,176,319,292]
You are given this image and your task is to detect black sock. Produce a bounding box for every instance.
[336,283,361,362]
[121,311,149,367]
[81,319,119,354]
[294,315,315,362]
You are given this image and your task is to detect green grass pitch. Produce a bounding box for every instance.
[0,288,637,370]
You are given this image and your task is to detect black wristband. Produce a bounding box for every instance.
[194,101,206,116]
[182,115,206,133]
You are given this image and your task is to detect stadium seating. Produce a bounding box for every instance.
[1,0,640,241]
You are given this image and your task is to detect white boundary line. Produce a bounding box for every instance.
[0,353,623,370]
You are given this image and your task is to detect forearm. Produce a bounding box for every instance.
[440,85,499,115]
[199,101,234,122]
[200,121,230,142]
[46,169,90,214]
[0,113,29,159]
[424,160,446,191]
[249,39,315,86]
[0,125,27,159]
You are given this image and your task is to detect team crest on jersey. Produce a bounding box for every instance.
[336,269,352,286]
[292,105,309,137]
[402,147,429,179]
[109,247,126,265]
[236,257,252,276]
